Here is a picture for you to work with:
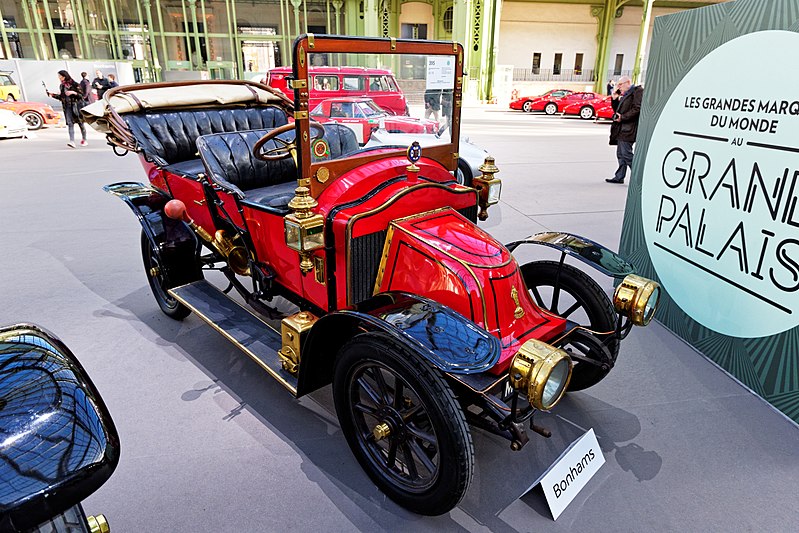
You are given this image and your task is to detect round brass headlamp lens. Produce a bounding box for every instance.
[613,274,661,326]
[509,339,573,410]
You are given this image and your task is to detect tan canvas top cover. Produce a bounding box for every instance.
[82,81,285,133]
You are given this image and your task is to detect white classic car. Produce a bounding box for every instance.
[0,108,28,138]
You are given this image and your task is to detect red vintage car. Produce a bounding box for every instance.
[310,96,437,144]
[86,35,659,516]
[561,95,612,120]
[0,100,61,130]
[537,91,603,115]
[509,89,572,112]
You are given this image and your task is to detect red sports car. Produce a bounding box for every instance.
[509,89,572,112]
[310,97,437,144]
[561,95,612,120]
[0,100,61,130]
[536,91,603,115]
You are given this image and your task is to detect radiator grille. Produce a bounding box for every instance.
[458,205,478,223]
[350,229,388,304]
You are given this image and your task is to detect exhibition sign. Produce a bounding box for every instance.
[620,0,799,422]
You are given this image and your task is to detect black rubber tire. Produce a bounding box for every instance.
[333,332,474,515]
[456,159,473,187]
[579,106,595,120]
[22,110,44,130]
[544,102,558,115]
[522,100,532,112]
[140,231,195,320]
[520,260,619,390]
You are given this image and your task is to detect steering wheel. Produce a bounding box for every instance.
[253,120,326,161]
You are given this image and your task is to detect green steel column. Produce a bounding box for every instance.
[483,0,502,100]
[188,0,203,68]
[73,0,92,59]
[107,0,124,59]
[0,4,13,59]
[230,0,242,76]
[143,0,162,80]
[20,0,41,60]
[101,0,118,58]
[225,0,237,74]
[632,0,655,84]
[28,0,49,59]
[363,0,378,37]
[181,0,192,67]
[303,0,309,34]
[291,0,301,36]
[593,1,616,93]
[200,0,210,62]
[279,0,289,64]
[156,0,169,69]
[333,0,342,34]
[42,1,60,58]
[326,0,331,32]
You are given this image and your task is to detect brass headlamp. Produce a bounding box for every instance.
[613,274,661,326]
[473,156,502,220]
[509,339,572,411]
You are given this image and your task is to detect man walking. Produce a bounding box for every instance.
[606,76,643,184]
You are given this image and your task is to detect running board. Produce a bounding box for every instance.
[169,280,298,395]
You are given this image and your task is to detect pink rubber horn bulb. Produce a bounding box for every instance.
[164,199,187,220]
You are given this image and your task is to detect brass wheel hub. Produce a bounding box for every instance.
[372,405,407,441]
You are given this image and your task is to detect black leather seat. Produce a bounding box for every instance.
[197,124,359,213]
[124,106,290,178]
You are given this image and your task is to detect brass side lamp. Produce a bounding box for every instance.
[285,181,325,274]
[473,156,502,220]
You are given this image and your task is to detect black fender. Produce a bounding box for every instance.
[104,181,201,283]
[296,292,501,397]
[505,231,635,279]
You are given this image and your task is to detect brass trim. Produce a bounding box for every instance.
[452,152,459,160]
[511,286,525,319]
[294,111,309,120]
[298,45,305,68]
[290,79,308,90]
[193,199,206,206]
[278,311,318,375]
[307,33,315,49]
[168,286,297,395]
[315,166,330,183]
[344,184,477,305]
[86,515,109,533]
[390,37,397,50]
[314,255,326,285]
[373,224,396,294]
[373,422,391,441]
[509,339,572,410]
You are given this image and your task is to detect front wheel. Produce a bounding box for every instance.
[544,102,558,115]
[140,231,201,320]
[333,333,474,515]
[522,100,532,112]
[579,106,595,120]
[21,111,44,130]
[520,260,619,390]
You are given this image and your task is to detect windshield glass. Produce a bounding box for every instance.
[296,37,462,197]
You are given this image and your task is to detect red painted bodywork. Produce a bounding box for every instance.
[0,101,61,126]
[375,209,566,373]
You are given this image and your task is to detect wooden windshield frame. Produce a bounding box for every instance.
[291,34,464,198]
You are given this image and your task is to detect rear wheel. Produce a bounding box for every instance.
[21,111,44,130]
[522,100,532,112]
[140,231,201,320]
[544,102,558,115]
[333,333,474,515]
[520,260,619,390]
[455,159,473,187]
[579,106,595,120]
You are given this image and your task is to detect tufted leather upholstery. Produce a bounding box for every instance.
[197,124,359,212]
[124,106,290,167]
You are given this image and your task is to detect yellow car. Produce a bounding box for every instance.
[0,71,20,101]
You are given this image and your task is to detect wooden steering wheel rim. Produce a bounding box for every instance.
[253,121,327,161]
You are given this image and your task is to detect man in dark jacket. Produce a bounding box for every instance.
[79,72,92,104]
[92,70,111,100]
[606,76,643,184]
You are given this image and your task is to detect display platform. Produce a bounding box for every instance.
[1,109,796,531]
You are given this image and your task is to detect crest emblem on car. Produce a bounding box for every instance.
[511,286,525,319]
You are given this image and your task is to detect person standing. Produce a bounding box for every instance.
[606,76,643,184]
[79,72,92,104]
[107,74,119,90]
[606,79,615,96]
[436,89,453,138]
[424,89,441,122]
[92,70,110,100]
[48,70,87,148]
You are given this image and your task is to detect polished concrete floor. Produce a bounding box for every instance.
[1,108,797,532]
